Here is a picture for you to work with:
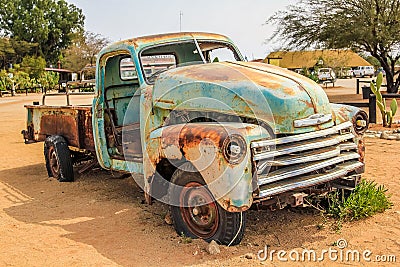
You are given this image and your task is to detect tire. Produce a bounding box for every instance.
[168,167,246,246]
[44,135,74,182]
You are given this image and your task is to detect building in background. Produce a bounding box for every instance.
[265,50,371,78]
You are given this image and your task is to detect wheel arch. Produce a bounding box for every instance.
[146,122,269,212]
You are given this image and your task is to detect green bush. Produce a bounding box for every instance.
[14,71,33,90]
[308,73,319,82]
[38,71,59,91]
[0,70,12,91]
[328,180,392,222]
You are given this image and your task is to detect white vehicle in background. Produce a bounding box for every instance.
[337,67,354,78]
[317,68,336,83]
[353,66,374,77]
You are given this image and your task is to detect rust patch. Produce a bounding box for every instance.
[220,198,251,212]
[171,63,241,82]
[337,105,351,121]
[283,87,297,96]
[298,98,315,109]
[331,110,337,124]
[155,98,175,104]
[235,67,288,90]
[178,125,227,149]
[78,109,95,151]
[40,113,78,147]
[161,124,229,151]
[358,139,365,163]
[125,32,230,48]
[33,107,95,152]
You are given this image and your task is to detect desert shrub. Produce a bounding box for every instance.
[328,180,392,222]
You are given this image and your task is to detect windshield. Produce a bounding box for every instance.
[140,40,242,83]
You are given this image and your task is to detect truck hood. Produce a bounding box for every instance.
[152,61,334,134]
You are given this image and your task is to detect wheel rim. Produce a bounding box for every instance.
[48,147,60,178]
[179,182,219,239]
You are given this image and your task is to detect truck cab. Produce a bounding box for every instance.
[23,32,368,246]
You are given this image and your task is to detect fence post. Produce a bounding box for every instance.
[368,94,376,123]
[356,79,360,94]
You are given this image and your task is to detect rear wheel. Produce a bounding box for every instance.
[44,136,74,182]
[168,168,246,246]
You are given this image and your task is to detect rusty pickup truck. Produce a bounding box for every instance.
[22,32,368,246]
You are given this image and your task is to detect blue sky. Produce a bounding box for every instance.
[67,0,297,59]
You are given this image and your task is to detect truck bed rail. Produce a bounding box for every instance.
[42,91,95,106]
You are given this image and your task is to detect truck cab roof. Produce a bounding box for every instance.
[110,32,234,51]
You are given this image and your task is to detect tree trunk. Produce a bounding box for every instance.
[386,71,395,93]
[380,63,398,93]
[370,52,398,93]
[393,74,400,94]
[387,75,400,94]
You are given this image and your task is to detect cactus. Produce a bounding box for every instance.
[370,73,398,127]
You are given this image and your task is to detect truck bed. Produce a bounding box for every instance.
[23,104,95,152]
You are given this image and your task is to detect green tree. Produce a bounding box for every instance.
[0,38,15,69]
[20,55,46,79]
[83,31,110,66]
[62,31,109,72]
[0,37,38,69]
[267,0,400,93]
[0,0,85,64]
[10,39,39,63]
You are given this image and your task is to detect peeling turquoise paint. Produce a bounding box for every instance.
[86,32,365,211]
[24,33,366,213]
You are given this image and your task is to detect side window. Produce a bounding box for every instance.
[120,57,137,80]
[208,47,237,62]
[199,42,241,63]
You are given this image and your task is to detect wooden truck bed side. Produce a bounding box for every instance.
[23,104,95,152]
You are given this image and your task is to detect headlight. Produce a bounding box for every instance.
[353,110,369,135]
[222,134,247,165]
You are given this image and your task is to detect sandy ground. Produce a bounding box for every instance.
[0,80,399,266]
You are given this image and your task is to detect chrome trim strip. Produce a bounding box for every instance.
[257,160,272,175]
[266,147,340,167]
[258,161,364,197]
[251,121,352,148]
[253,133,354,161]
[294,113,333,128]
[258,153,360,185]
[339,143,358,151]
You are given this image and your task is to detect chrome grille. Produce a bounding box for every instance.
[251,121,363,198]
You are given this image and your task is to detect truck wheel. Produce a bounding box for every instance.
[44,136,74,182]
[168,168,246,246]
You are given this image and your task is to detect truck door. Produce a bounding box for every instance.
[94,52,142,168]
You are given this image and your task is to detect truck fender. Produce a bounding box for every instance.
[146,122,270,212]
